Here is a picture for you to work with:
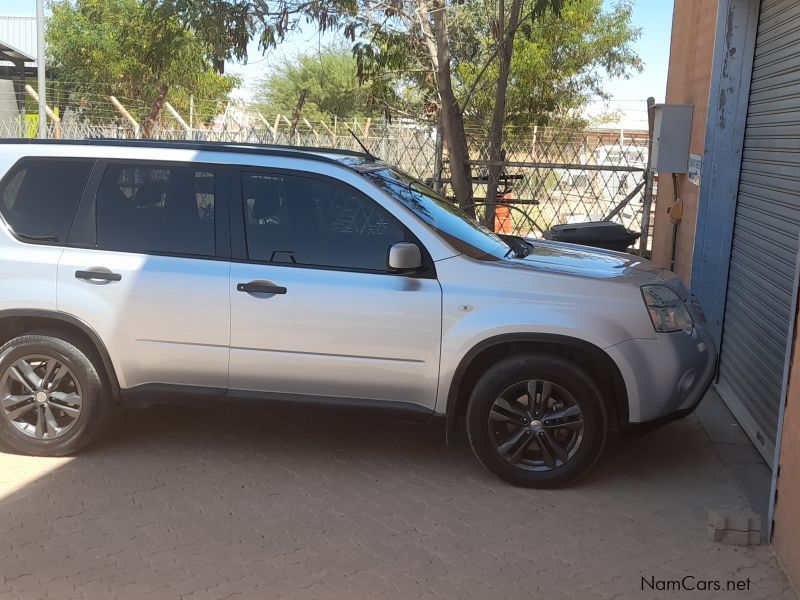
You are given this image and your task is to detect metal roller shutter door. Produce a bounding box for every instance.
[717,0,800,464]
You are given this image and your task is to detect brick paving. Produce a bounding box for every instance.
[0,405,796,600]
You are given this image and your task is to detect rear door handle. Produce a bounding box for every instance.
[237,282,287,295]
[75,270,122,282]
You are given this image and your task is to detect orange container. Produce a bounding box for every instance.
[494,192,513,234]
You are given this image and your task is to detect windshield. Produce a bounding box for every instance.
[364,168,509,260]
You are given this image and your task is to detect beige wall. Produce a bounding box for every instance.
[650,0,719,285]
[774,321,800,593]
[775,227,800,589]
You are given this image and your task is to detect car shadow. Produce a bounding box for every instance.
[79,403,722,490]
[0,402,730,492]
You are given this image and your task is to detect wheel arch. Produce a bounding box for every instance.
[445,333,629,443]
[0,309,120,393]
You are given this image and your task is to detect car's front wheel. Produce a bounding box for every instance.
[466,354,607,487]
[0,332,111,456]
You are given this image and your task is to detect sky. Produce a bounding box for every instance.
[601,0,672,103]
[1,0,673,113]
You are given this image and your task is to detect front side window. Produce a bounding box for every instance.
[243,171,409,272]
[96,164,216,256]
[0,158,94,242]
[363,168,509,260]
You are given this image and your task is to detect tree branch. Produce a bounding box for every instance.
[460,3,549,112]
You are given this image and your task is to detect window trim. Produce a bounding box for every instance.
[0,156,97,248]
[74,159,232,261]
[68,159,106,248]
[231,167,436,278]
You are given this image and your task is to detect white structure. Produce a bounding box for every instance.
[0,16,36,73]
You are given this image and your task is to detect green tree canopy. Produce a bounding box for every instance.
[256,47,390,122]
[47,0,240,129]
[346,0,639,209]
[355,0,641,133]
[122,0,639,208]
[455,0,642,132]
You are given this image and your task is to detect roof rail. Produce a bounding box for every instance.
[0,138,374,167]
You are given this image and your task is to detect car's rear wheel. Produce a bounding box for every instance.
[0,333,111,456]
[466,354,607,487]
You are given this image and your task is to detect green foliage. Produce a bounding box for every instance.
[151,0,361,66]
[255,47,392,121]
[351,23,432,119]
[46,0,239,123]
[352,0,640,131]
[134,0,636,133]
[456,0,642,133]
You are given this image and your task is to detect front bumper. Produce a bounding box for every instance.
[606,303,717,428]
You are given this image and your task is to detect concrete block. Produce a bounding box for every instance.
[707,510,762,546]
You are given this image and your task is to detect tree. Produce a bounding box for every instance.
[256,47,389,122]
[149,0,355,67]
[457,0,642,132]
[453,0,641,223]
[148,0,639,215]
[353,0,640,222]
[149,0,562,208]
[47,0,239,135]
[483,0,527,226]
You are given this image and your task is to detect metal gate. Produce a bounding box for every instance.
[717,0,800,464]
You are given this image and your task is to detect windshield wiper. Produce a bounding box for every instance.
[500,235,530,259]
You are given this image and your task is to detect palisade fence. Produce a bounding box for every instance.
[0,89,654,252]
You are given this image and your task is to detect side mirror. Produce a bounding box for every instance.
[387,242,423,273]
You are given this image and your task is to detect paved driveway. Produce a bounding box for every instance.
[0,405,795,600]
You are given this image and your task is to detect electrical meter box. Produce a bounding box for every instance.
[651,104,693,173]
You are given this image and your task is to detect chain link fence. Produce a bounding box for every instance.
[0,95,654,252]
[462,130,653,245]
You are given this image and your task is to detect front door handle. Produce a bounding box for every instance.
[237,282,287,295]
[75,270,122,282]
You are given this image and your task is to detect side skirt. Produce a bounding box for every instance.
[119,384,436,423]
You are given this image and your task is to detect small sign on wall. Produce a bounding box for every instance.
[688,154,702,186]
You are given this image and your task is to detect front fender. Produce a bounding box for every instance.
[436,299,648,406]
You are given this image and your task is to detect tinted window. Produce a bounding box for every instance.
[243,172,408,272]
[0,158,93,242]
[97,165,216,256]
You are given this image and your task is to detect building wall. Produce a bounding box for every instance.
[774,321,800,593]
[651,1,798,589]
[650,0,719,285]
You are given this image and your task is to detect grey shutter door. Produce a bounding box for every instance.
[717,0,800,464]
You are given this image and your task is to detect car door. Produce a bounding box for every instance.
[57,160,231,391]
[228,167,442,411]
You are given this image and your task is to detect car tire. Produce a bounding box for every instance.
[0,332,112,456]
[466,353,607,488]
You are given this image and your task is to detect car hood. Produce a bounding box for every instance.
[508,239,684,290]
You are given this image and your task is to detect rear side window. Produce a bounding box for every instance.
[0,158,94,242]
[96,164,216,257]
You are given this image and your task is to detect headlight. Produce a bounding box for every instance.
[641,285,694,333]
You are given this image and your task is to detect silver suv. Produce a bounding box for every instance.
[0,140,715,487]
